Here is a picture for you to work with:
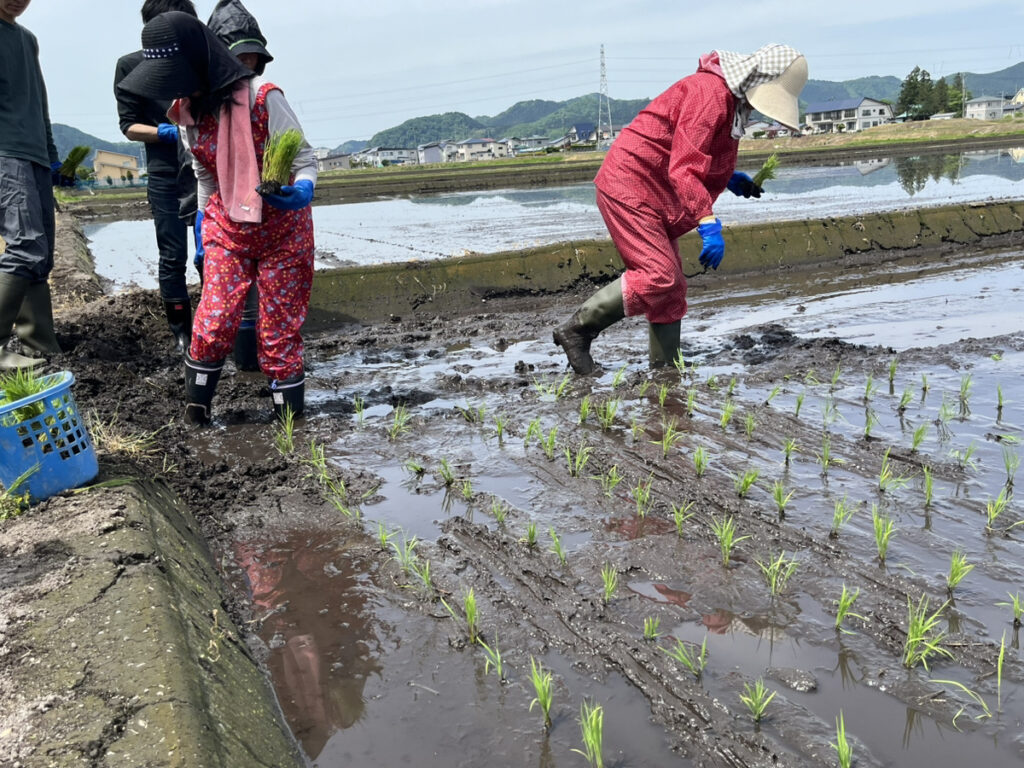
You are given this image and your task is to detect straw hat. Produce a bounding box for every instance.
[745,55,808,132]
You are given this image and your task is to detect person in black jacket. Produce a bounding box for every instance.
[113,0,199,355]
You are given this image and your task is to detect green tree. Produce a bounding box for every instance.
[933,77,949,114]
[948,73,972,117]
[916,70,936,119]
[896,66,921,116]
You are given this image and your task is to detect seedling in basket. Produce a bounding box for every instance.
[631,474,654,518]
[596,398,619,431]
[878,448,910,492]
[528,656,554,731]
[693,446,710,478]
[564,440,593,477]
[720,399,736,430]
[830,496,856,539]
[653,417,684,458]
[996,592,1023,627]
[661,635,708,679]
[643,616,662,640]
[733,469,759,499]
[739,678,777,722]
[601,563,618,603]
[572,701,605,768]
[903,595,952,670]
[671,501,695,537]
[578,394,591,424]
[946,550,974,593]
[771,480,794,517]
[541,427,558,460]
[832,712,852,768]
[387,403,412,440]
[594,464,624,497]
[871,504,896,562]
[757,552,798,595]
[834,584,866,633]
[710,515,749,565]
[548,527,567,564]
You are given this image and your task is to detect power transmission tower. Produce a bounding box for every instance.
[597,44,613,149]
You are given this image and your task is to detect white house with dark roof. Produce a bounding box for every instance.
[455,138,508,162]
[351,146,418,167]
[964,95,1020,120]
[804,97,893,133]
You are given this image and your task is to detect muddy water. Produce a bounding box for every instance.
[82,148,1024,291]
[202,249,1024,766]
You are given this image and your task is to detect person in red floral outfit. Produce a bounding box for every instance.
[554,44,807,373]
[119,11,317,423]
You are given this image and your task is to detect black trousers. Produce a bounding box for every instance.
[147,171,190,300]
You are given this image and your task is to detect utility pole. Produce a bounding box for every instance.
[597,44,613,149]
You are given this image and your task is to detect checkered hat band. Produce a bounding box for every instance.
[716,45,801,98]
[143,43,182,59]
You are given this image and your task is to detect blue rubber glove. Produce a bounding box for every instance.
[50,161,62,186]
[262,179,314,211]
[727,172,762,199]
[697,218,725,270]
[193,211,205,275]
[157,123,179,143]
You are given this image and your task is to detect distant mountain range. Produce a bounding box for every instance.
[52,124,144,167]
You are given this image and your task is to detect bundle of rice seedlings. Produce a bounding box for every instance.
[58,145,90,180]
[752,153,780,188]
[258,129,304,195]
[0,368,56,423]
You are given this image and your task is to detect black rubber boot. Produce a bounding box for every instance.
[232,285,259,371]
[184,353,224,425]
[552,277,625,374]
[163,297,192,356]
[648,320,681,369]
[270,373,304,421]
[0,273,43,369]
[14,279,61,355]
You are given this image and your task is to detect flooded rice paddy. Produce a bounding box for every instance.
[194,247,1024,766]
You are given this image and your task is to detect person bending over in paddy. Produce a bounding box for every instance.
[119,11,317,424]
[553,44,807,374]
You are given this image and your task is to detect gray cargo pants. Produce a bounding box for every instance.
[0,156,55,282]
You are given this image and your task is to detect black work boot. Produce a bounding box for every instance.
[232,285,259,371]
[184,353,224,425]
[163,297,193,355]
[15,280,62,356]
[0,273,43,369]
[270,373,304,421]
[648,320,681,369]
[552,277,625,374]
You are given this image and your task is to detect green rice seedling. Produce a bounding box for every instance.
[532,374,570,399]
[260,129,304,190]
[720,399,736,430]
[403,457,425,476]
[409,558,433,594]
[671,501,695,537]
[996,592,1023,627]
[878,447,910,492]
[58,144,90,180]
[834,584,867,633]
[389,532,419,574]
[456,401,486,424]
[528,656,553,731]
[757,552,798,595]
[554,374,571,398]
[794,391,805,419]
[463,588,479,643]
[910,422,927,452]
[493,413,509,443]
[931,678,991,721]
[657,383,670,408]
[1003,445,1020,487]
[997,383,1004,413]
[377,522,397,550]
[705,372,719,390]
[273,406,296,454]
[832,712,852,768]
[601,562,618,603]
[0,465,36,521]
[541,426,558,460]
[871,504,896,562]
[693,446,709,477]
[949,442,978,472]
[672,351,687,376]
[643,616,661,640]
[783,437,797,466]
[744,412,756,440]
[771,480,794,517]
[387,403,412,440]
[822,397,839,429]
[739,678,777,722]
[804,369,821,386]
[637,379,652,397]
[524,417,542,448]
[766,384,782,404]
[921,372,930,392]
[437,457,456,486]
[489,496,508,525]
[937,395,955,437]
[564,440,593,477]
[352,395,365,425]
[478,634,506,681]
[324,476,358,519]
[596,398,619,431]
[460,478,474,501]
[302,439,330,484]
[630,474,654,518]
[946,550,974,593]
[710,515,749,566]
[998,631,1006,710]
[612,364,628,389]
[830,496,856,538]
[984,487,1023,534]
[863,408,878,439]
[864,373,878,402]
[751,152,779,187]
[898,387,913,412]
[630,415,643,441]
[572,701,605,768]
[661,635,708,679]
[548,527,567,564]
[888,357,898,387]
[817,433,835,475]
[726,376,738,397]
[579,394,592,424]
[653,417,684,458]
[922,465,934,507]
[522,521,538,548]
[595,464,624,497]
[903,595,953,670]
[732,469,759,498]
[958,373,973,407]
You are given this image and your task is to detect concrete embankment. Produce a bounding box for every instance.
[307,200,1024,326]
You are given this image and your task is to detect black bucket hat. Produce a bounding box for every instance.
[118,11,252,101]
[208,0,273,74]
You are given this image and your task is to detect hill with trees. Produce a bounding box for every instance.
[52,124,144,167]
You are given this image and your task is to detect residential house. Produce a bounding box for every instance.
[568,122,596,144]
[351,146,418,167]
[804,97,893,133]
[93,149,139,186]
[318,153,351,172]
[964,95,1020,120]
[455,138,508,162]
[417,140,459,164]
[929,112,957,120]
[742,120,792,139]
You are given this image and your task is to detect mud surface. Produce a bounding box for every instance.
[3,226,1024,766]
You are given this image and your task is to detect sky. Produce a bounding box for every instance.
[18,0,1024,149]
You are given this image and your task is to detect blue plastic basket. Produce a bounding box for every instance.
[0,371,98,502]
